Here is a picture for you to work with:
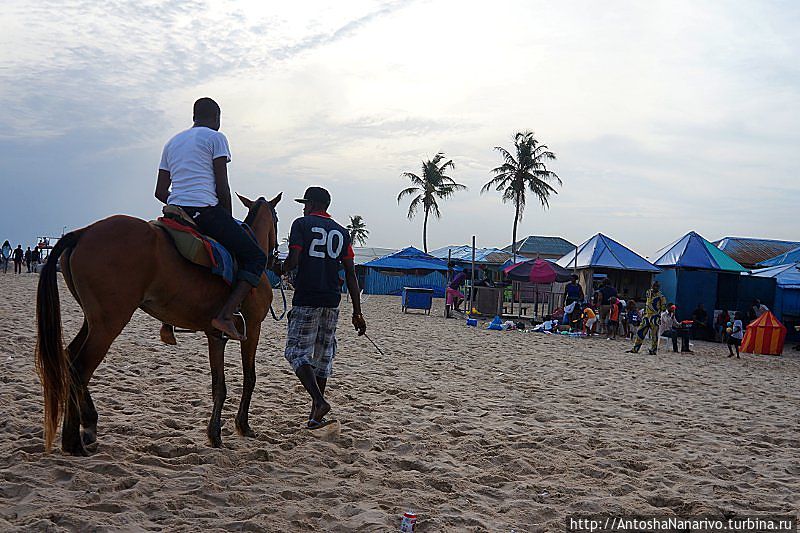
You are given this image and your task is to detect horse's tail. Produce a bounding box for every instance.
[35,229,83,452]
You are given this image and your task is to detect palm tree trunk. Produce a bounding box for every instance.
[512,197,520,263]
[423,208,429,253]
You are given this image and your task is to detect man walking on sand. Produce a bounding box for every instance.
[274,187,367,429]
[627,280,667,355]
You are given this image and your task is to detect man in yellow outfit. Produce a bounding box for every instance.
[628,280,667,355]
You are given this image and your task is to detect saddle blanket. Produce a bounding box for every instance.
[151,217,236,285]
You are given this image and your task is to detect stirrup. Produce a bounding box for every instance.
[220,311,247,341]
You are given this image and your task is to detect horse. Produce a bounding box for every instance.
[35,193,281,456]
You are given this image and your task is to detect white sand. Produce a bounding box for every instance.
[1,273,798,531]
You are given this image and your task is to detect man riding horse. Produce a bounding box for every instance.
[155,97,265,341]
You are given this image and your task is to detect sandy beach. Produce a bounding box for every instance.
[1,272,798,532]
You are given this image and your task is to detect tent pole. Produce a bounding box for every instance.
[469,236,476,316]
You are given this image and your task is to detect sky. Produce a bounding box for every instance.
[1,0,799,258]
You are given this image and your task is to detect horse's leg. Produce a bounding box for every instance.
[206,333,228,447]
[62,318,131,455]
[235,321,261,438]
[65,320,98,446]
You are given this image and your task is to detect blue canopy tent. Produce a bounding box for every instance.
[555,233,659,301]
[652,232,758,334]
[362,247,449,296]
[758,245,800,267]
[750,263,800,340]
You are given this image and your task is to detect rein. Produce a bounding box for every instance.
[246,198,287,321]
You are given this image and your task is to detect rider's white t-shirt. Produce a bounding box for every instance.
[159,126,231,207]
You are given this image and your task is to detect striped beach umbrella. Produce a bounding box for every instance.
[740,311,787,356]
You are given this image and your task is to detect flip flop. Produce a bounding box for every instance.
[307,418,336,430]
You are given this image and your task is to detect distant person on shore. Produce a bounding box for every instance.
[447,269,467,312]
[155,97,267,341]
[31,247,40,270]
[12,245,23,274]
[607,296,620,340]
[752,299,769,319]
[1,240,10,273]
[24,247,32,273]
[564,274,584,305]
[625,300,640,339]
[715,310,730,342]
[690,303,708,340]
[274,186,366,429]
[598,278,618,334]
[582,304,597,335]
[726,311,744,358]
[628,281,667,354]
[659,304,692,353]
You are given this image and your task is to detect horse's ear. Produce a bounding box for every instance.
[236,193,254,209]
[268,193,282,207]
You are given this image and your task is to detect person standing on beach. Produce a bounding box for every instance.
[564,274,584,305]
[24,247,32,273]
[12,245,23,274]
[726,311,744,358]
[274,187,367,429]
[598,278,618,334]
[31,246,40,271]
[627,280,667,354]
[1,240,11,273]
[154,97,266,341]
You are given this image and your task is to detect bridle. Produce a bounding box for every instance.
[243,197,286,320]
[244,197,279,269]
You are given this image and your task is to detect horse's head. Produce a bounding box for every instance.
[237,192,282,269]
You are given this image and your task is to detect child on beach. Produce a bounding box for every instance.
[582,305,597,335]
[626,300,640,339]
[607,297,620,339]
[727,311,744,358]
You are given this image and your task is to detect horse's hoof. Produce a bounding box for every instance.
[237,426,257,438]
[62,443,90,457]
[235,418,257,438]
[82,429,97,446]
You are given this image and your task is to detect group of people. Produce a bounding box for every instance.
[563,277,641,340]
[1,241,43,274]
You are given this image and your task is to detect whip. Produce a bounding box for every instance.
[363,333,384,356]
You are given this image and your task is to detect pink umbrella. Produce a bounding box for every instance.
[503,258,570,283]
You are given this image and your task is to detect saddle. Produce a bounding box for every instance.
[150,206,236,285]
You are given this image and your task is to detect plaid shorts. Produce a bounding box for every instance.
[284,306,340,378]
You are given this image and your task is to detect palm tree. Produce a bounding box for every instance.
[347,215,369,247]
[481,131,561,262]
[397,153,467,253]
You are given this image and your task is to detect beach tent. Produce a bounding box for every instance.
[757,244,800,268]
[362,247,448,297]
[652,232,747,272]
[740,311,787,355]
[555,233,659,300]
[652,232,754,334]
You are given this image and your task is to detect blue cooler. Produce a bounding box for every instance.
[401,287,434,314]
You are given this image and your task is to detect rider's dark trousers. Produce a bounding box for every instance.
[179,205,267,287]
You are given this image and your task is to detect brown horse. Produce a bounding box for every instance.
[35,193,281,455]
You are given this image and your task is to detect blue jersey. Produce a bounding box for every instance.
[289,212,354,308]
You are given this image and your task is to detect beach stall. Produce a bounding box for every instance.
[362,247,448,297]
[652,232,750,330]
[714,237,800,270]
[430,245,512,283]
[556,233,659,301]
[740,311,787,355]
[502,258,573,318]
[749,263,800,339]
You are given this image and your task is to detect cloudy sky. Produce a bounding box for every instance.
[1,0,798,257]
